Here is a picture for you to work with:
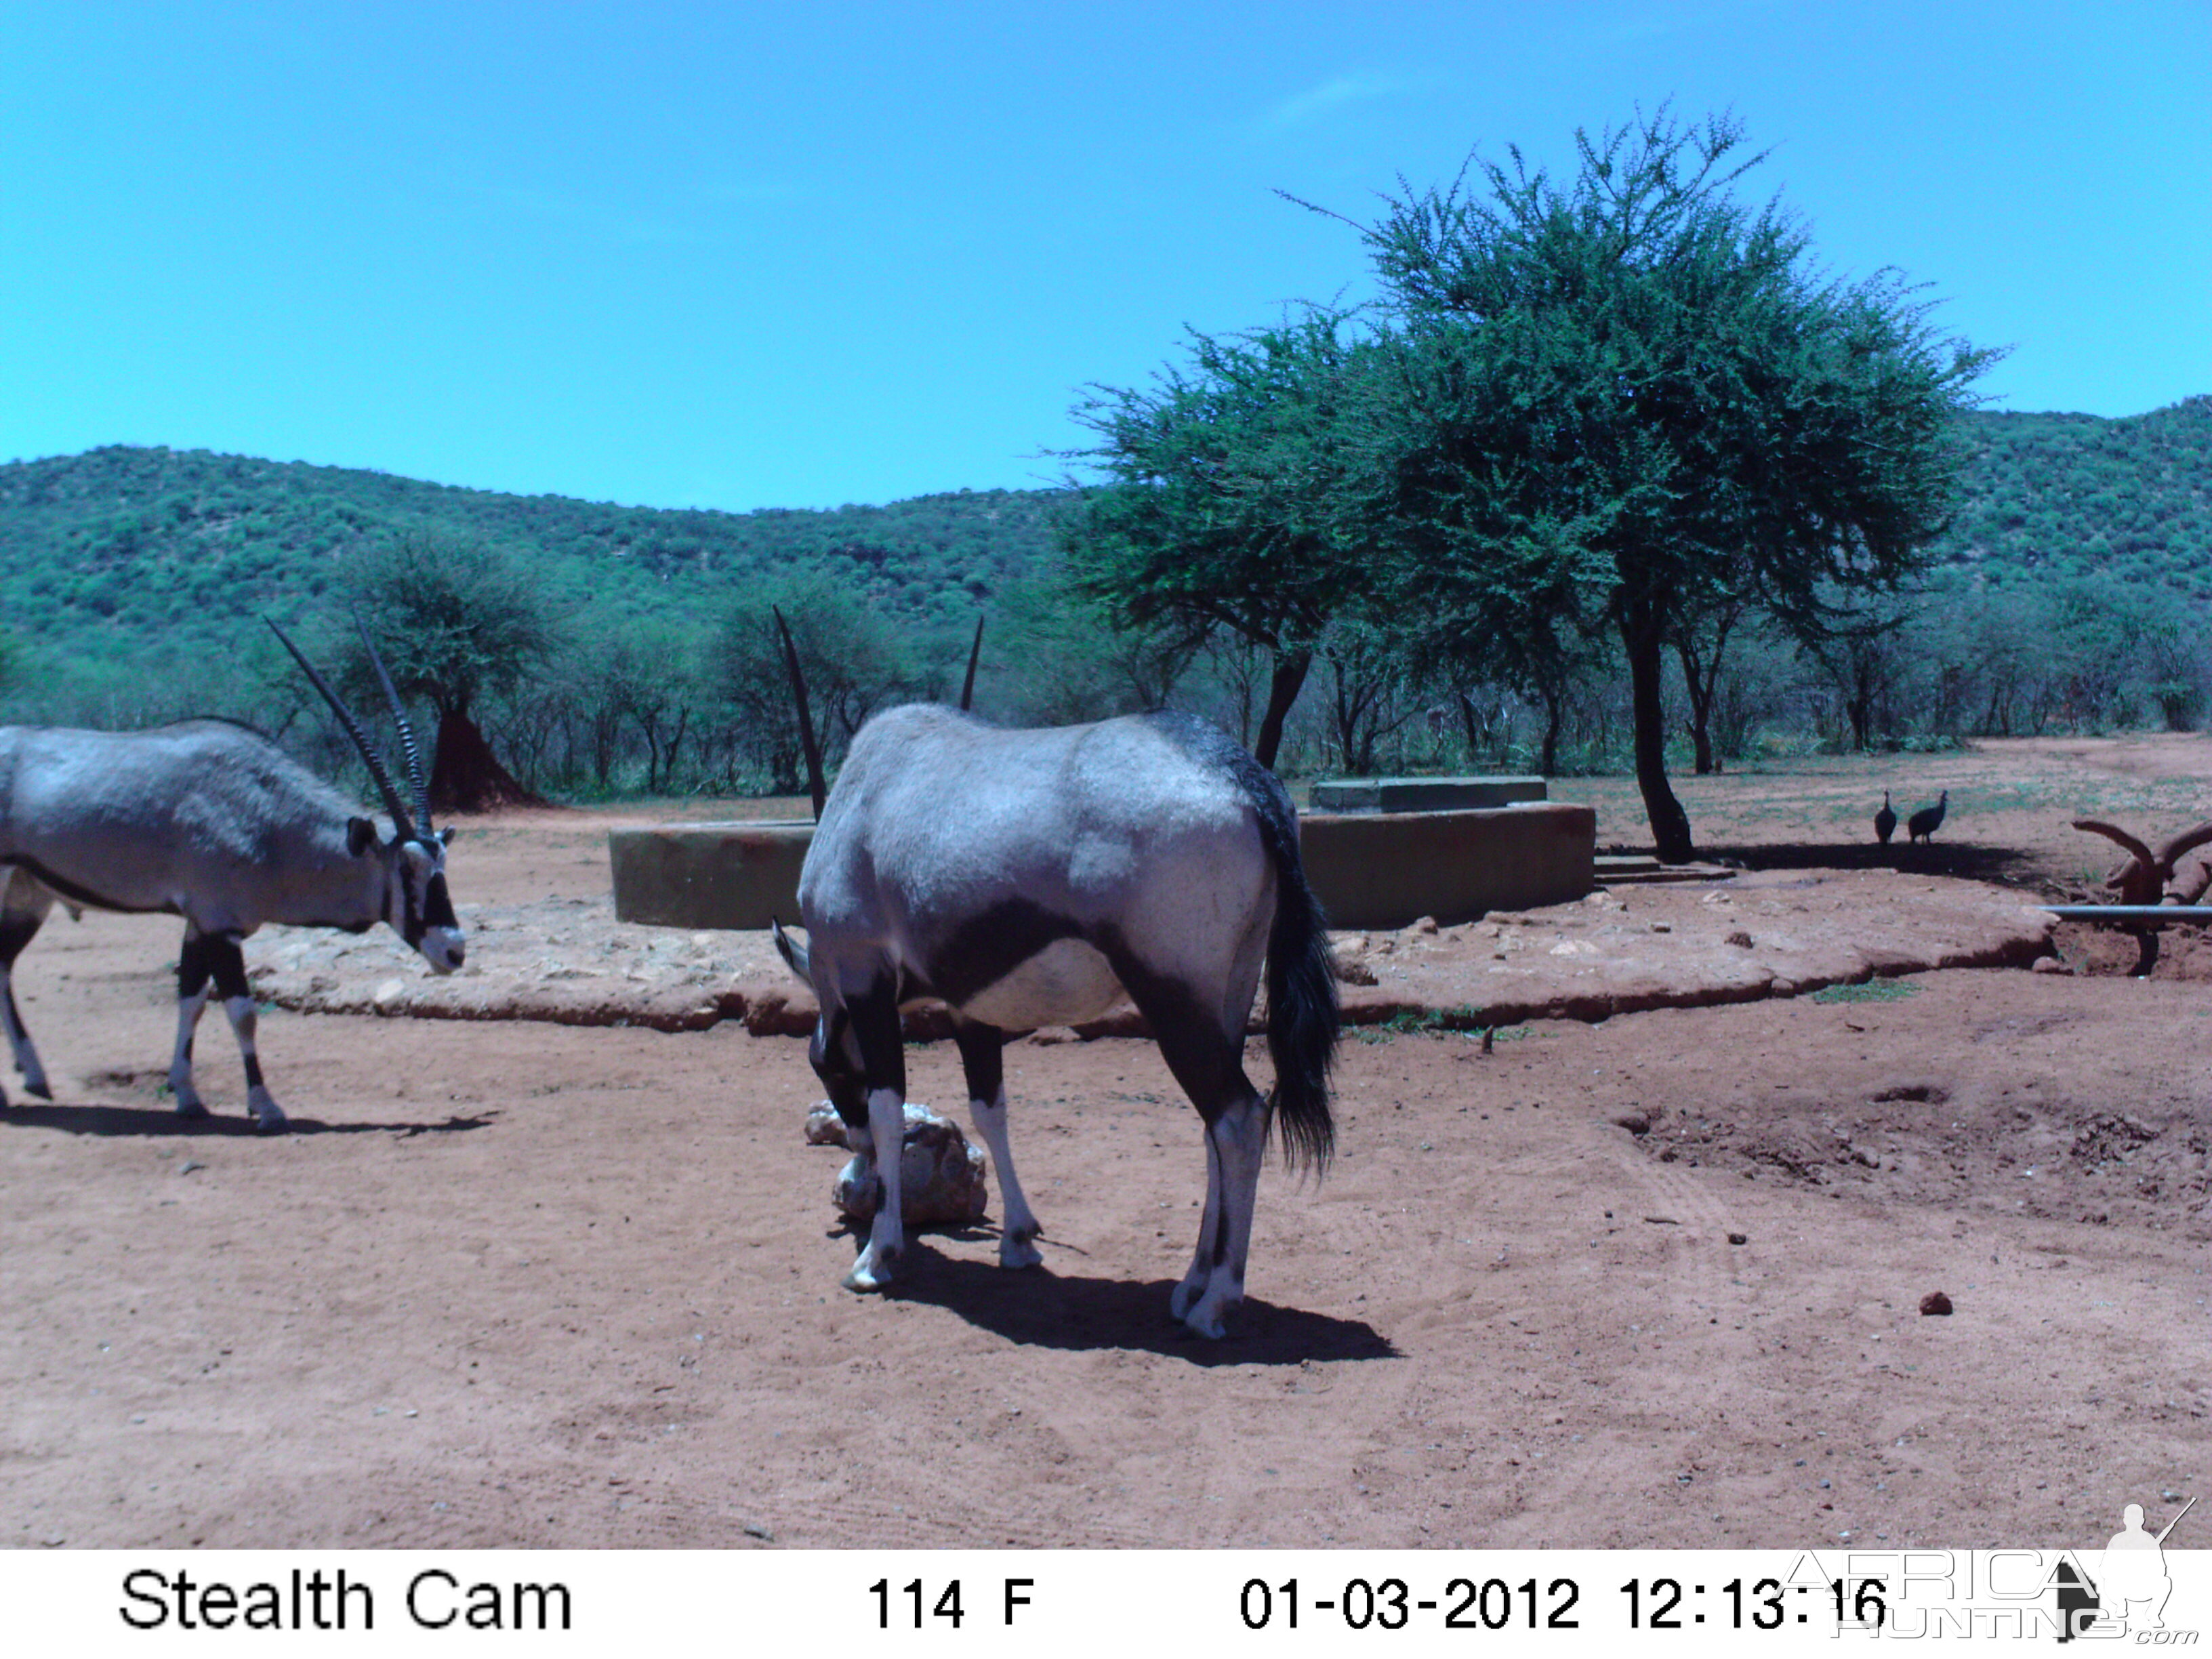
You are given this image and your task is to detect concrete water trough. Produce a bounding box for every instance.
[1309,775,1547,813]
[610,777,1595,933]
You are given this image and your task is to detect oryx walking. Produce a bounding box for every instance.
[0,623,462,1130]
[773,703,1338,1339]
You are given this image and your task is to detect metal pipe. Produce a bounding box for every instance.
[2040,905,2212,923]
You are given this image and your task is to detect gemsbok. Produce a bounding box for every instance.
[772,703,1338,1339]
[0,622,462,1130]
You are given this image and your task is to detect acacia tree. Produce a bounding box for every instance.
[1671,590,1748,773]
[1346,107,1995,859]
[1061,310,1382,769]
[989,577,1203,728]
[1403,524,1610,777]
[342,534,559,812]
[1317,616,1420,775]
[714,571,922,794]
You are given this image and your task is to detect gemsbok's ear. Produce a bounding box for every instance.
[347,817,379,857]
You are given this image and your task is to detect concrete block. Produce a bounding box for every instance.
[1309,775,1547,813]
[609,819,815,930]
[609,801,1595,935]
[1296,802,1595,928]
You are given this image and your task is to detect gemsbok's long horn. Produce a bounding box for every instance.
[266,618,418,842]
[352,609,432,832]
[773,605,827,821]
[960,613,985,714]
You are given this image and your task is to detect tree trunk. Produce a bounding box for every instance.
[1539,682,1563,777]
[1673,604,1738,777]
[1252,648,1312,771]
[1622,600,1694,863]
[429,707,544,815]
[1847,686,1875,752]
[1675,638,1717,775]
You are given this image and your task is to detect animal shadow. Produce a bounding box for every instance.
[876,1240,1398,1366]
[0,1100,496,1139]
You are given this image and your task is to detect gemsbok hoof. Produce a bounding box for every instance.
[999,1228,1044,1271]
[842,1245,900,1293]
[1182,1305,1232,1340]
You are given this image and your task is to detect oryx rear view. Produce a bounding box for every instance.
[0,622,462,1130]
[773,704,1339,1339]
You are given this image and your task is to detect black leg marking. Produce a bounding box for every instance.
[0,909,46,968]
[809,1006,872,1129]
[953,1018,1006,1107]
[207,936,252,1002]
[837,972,910,1292]
[844,975,907,1100]
[177,933,213,1000]
[1096,928,1254,1123]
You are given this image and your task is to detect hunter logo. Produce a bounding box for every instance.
[1809,1492,2198,1641]
[2067,1496,2197,1641]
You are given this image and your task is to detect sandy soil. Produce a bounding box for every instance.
[3,743,2207,1551]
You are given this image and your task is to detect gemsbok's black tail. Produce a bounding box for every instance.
[1247,775,1339,1177]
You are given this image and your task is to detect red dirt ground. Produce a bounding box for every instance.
[3,741,2207,1550]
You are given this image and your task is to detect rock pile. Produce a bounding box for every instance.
[804,1101,988,1227]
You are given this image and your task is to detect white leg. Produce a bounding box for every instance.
[0,874,56,1105]
[844,1087,907,1292]
[1181,1094,1269,1340]
[0,962,51,1103]
[222,994,286,1132]
[167,983,213,1119]
[968,1085,1042,1269]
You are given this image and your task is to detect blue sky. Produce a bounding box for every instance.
[3,2,2206,513]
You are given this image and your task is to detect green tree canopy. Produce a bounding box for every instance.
[1061,310,1385,767]
[1350,106,1996,857]
[713,570,928,795]
[341,533,560,720]
[340,533,559,811]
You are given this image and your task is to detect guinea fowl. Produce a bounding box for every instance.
[1874,792,1897,844]
[1907,790,1948,844]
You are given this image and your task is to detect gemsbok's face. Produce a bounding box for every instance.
[389,829,464,974]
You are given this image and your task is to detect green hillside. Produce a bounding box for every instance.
[1,398,2205,779]
[5,398,2207,678]
[1930,396,2212,596]
[0,444,1068,676]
